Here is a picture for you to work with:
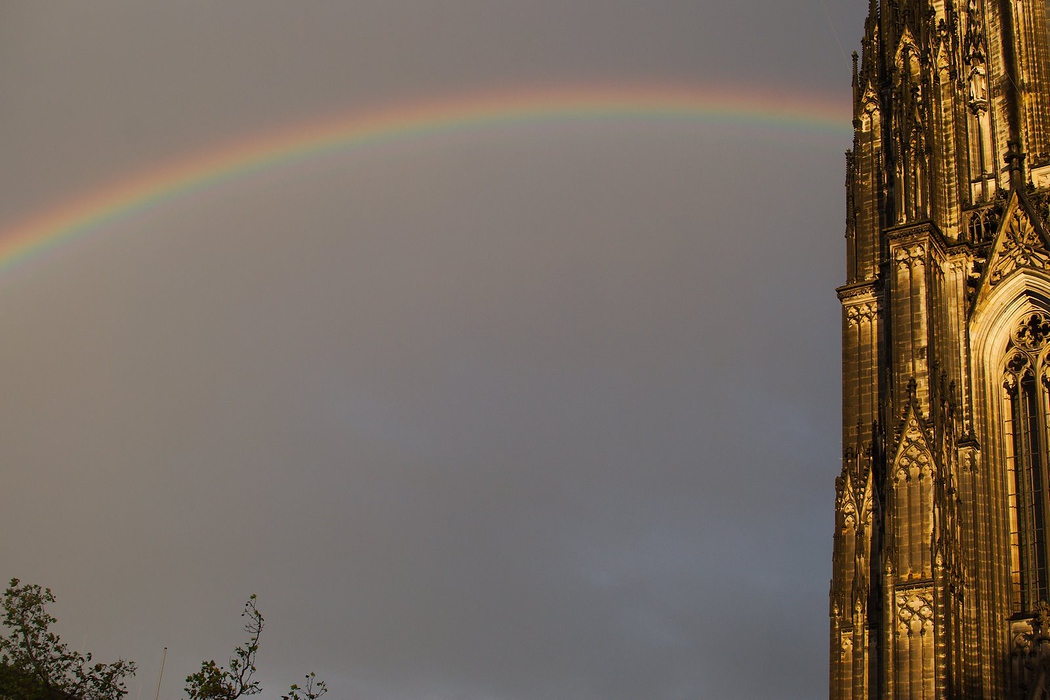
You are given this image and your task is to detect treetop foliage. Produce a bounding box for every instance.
[0,580,327,700]
[185,594,326,700]
[0,578,136,700]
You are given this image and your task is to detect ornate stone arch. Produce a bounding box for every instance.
[972,270,1050,612]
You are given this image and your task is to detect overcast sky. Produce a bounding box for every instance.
[0,3,866,699]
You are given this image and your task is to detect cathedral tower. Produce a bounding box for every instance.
[830,1,1050,697]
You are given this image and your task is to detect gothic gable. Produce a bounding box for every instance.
[837,454,876,533]
[888,397,938,582]
[972,193,1050,312]
[890,400,935,485]
[836,470,858,532]
[856,83,880,127]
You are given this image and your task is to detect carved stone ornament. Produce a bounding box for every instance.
[1006,350,1031,375]
[964,0,986,64]
[846,302,878,327]
[989,206,1050,285]
[968,61,988,112]
[839,490,857,530]
[959,448,978,474]
[1003,350,1032,393]
[895,243,927,268]
[860,95,879,132]
[897,592,935,636]
[1012,312,1050,352]
[1032,601,1050,643]
[893,421,933,483]
[1015,628,1033,654]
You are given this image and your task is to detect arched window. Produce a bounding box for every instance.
[1003,311,1050,610]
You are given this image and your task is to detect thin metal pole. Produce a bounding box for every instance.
[154,647,167,700]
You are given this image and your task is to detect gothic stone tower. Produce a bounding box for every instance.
[830,0,1050,697]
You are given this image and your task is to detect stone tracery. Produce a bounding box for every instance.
[832,0,1050,697]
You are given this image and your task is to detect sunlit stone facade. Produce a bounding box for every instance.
[830,1,1050,697]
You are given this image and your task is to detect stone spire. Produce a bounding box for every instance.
[831,1,1050,698]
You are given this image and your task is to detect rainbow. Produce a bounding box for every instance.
[0,85,851,278]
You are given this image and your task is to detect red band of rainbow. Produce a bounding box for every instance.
[0,85,851,278]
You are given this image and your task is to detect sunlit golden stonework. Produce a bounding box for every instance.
[831,0,1050,697]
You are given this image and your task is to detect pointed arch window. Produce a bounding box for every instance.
[1004,311,1050,610]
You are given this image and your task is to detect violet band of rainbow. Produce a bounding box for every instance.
[0,85,851,277]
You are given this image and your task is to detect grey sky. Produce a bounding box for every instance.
[0,2,864,699]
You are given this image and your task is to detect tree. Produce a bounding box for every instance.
[0,581,324,700]
[185,595,326,700]
[281,673,326,700]
[0,578,136,700]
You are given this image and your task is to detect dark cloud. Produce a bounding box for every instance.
[0,2,865,699]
